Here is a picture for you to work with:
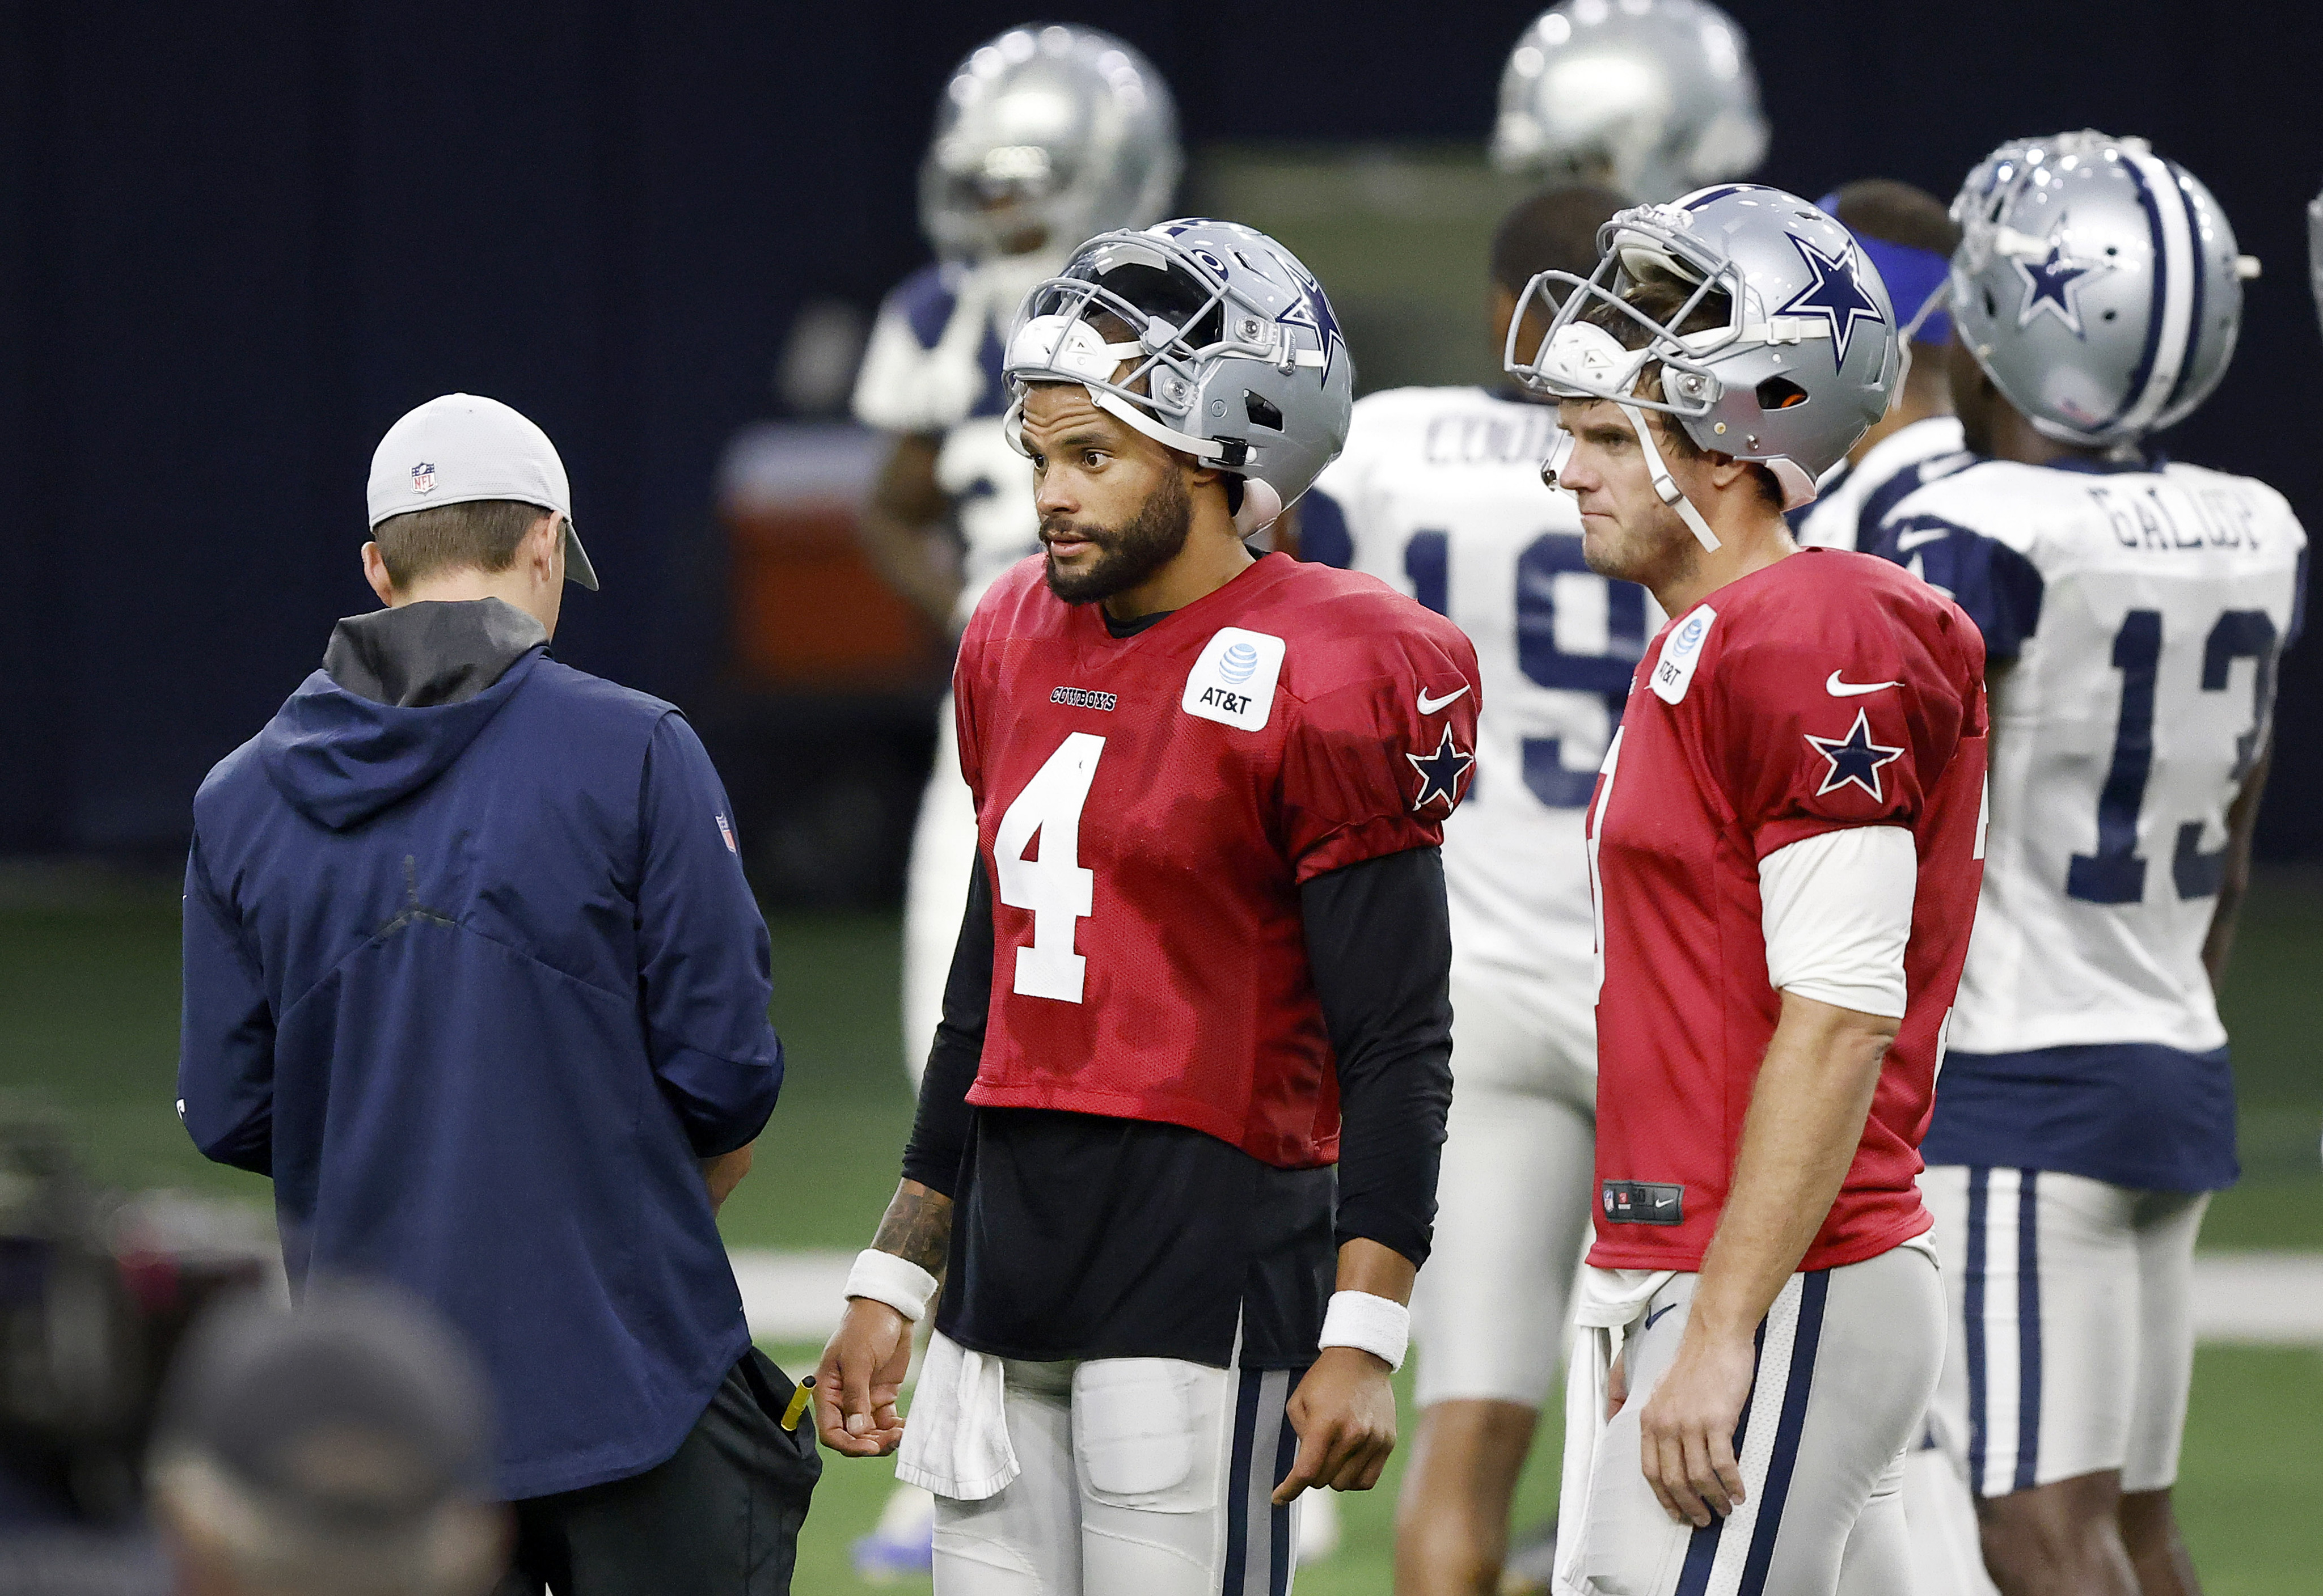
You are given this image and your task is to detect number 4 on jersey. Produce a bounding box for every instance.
[994,733,1105,1002]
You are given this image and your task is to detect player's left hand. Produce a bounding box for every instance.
[1273,1346,1397,1505]
[1637,1324,1754,1527]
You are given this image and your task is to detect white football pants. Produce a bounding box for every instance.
[1920,1165,2207,1498]
[1557,1243,1944,1596]
[1410,976,1596,1409]
[931,1355,1304,1596]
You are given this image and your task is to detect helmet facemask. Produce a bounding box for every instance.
[1507,189,1900,539]
[1003,230,1330,535]
[1508,230,1751,553]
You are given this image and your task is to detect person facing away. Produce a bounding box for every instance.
[177,393,817,1594]
[1868,131,2303,1596]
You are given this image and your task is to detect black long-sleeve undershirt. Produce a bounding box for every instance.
[898,845,1455,1268]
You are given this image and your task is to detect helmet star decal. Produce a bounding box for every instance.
[1777,234,1887,371]
[2015,213,2107,338]
[1405,725,1475,814]
[1804,708,1906,802]
[1273,274,1347,382]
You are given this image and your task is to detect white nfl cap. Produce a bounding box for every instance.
[365,393,598,590]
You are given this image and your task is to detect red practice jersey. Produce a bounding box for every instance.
[955,551,1480,1168]
[1583,548,1988,1272]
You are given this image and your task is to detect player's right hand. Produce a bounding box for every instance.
[814,1297,912,1457]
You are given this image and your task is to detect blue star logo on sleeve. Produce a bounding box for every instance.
[2014,214,2106,337]
[1804,708,1906,802]
[1406,725,1475,814]
[1777,235,1887,370]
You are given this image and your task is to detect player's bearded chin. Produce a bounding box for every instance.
[1040,467,1193,605]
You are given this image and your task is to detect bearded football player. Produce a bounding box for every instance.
[1505,189,1990,1594]
[816,220,1479,1595]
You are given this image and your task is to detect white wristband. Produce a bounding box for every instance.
[1317,1290,1410,1371]
[845,1248,939,1323]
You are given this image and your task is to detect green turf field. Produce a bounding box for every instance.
[3,863,2318,1590]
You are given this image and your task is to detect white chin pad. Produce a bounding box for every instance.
[1008,314,1143,383]
[1234,476,1285,536]
[1542,321,1644,397]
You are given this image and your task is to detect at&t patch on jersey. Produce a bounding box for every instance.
[1181,627,1286,731]
[1650,604,1717,704]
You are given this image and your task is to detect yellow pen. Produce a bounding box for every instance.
[781,1375,816,1433]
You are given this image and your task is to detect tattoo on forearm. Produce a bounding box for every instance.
[872,1183,954,1275]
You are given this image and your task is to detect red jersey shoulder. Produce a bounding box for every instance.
[1684,549,1983,848]
[1720,549,1984,677]
[1241,557,1480,700]
[1250,558,1480,877]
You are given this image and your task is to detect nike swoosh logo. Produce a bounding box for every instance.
[1644,1304,1679,1331]
[1826,671,1902,697]
[1895,526,1951,552]
[1417,684,1471,714]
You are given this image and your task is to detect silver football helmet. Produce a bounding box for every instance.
[1002,219,1354,534]
[1492,0,1768,205]
[1506,185,1899,549]
[920,24,1181,265]
[1950,130,2256,446]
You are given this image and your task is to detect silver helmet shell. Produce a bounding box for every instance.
[920,24,1181,265]
[1505,185,1900,507]
[1002,219,1354,532]
[1950,131,2246,445]
[1492,0,1768,205]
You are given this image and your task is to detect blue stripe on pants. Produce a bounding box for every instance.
[1736,1271,1830,1596]
[1221,1369,1261,1593]
[1673,1316,1773,1593]
[1270,1402,1298,1596]
[1965,1166,1991,1496]
[2015,1169,2043,1492]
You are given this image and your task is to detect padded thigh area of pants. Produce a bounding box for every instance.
[1072,1359,1201,1505]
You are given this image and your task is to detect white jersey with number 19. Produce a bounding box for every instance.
[1306,387,1662,1076]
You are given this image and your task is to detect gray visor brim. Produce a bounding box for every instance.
[564,522,599,591]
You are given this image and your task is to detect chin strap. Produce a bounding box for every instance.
[1620,403,1722,553]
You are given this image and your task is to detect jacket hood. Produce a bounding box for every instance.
[259,604,548,831]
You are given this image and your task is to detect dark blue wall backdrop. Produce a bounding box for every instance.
[6,1,2322,854]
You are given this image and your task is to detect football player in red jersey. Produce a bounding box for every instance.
[814,219,1480,1595]
[1503,188,1990,1594]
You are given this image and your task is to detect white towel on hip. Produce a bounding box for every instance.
[895,1328,1019,1501]
[1556,1265,1678,1596]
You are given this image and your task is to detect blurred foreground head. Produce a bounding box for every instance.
[147,1284,506,1596]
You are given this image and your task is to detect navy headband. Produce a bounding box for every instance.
[1817,191,1954,349]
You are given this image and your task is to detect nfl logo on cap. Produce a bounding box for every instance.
[411,461,436,494]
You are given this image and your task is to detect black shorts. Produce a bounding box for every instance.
[496,1349,821,1596]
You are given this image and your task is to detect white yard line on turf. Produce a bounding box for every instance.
[728,1248,2323,1348]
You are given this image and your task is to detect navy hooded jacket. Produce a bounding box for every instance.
[180,600,783,1499]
